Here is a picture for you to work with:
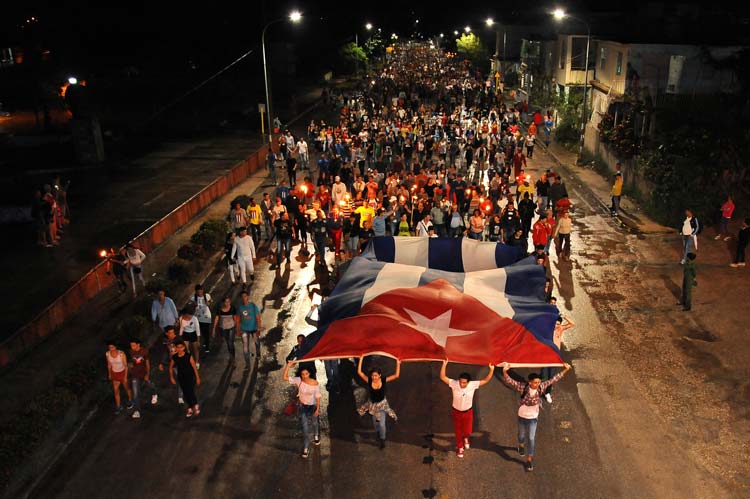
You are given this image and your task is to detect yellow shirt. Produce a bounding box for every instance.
[518,183,535,199]
[246,205,263,225]
[611,177,623,196]
[355,205,375,227]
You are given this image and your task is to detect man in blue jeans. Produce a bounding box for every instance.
[128,338,158,419]
[237,290,261,369]
[274,212,294,266]
[502,362,571,471]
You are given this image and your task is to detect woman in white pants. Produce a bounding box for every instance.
[231,227,257,286]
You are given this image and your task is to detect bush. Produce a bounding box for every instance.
[145,276,173,295]
[555,120,580,144]
[190,219,227,252]
[167,259,192,284]
[114,316,151,343]
[132,294,154,318]
[177,243,202,261]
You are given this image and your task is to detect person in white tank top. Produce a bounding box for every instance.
[106,342,133,414]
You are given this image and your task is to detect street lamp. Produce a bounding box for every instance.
[453,30,459,36]
[464,26,471,33]
[67,77,78,85]
[365,22,373,31]
[552,8,591,161]
[485,18,494,27]
[261,10,302,146]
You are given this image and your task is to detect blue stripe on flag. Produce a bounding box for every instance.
[503,259,561,354]
[495,244,523,268]
[364,237,395,263]
[428,238,464,272]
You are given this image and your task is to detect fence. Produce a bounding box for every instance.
[0,145,268,369]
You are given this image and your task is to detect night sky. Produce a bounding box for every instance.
[3,1,750,72]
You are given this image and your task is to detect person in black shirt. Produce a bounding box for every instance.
[275,212,294,266]
[731,218,750,267]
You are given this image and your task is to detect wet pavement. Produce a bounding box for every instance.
[27,140,745,498]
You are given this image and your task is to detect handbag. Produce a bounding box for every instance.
[283,381,301,415]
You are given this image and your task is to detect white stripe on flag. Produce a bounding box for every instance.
[392,237,429,267]
[462,268,515,318]
[363,262,425,306]
[461,238,498,273]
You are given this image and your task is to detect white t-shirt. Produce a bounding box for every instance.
[518,388,540,419]
[449,379,481,411]
[297,141,308,155]
[289,377,321,406]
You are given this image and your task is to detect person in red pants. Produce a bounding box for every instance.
[439,360,495,457]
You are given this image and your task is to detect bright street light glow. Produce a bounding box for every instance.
[439,33,444,38]
[289,11,302,22]
[365,22,373,30]
[552,8,566,20]
[453,30,459,35]
[485,18,494,26]
[464,26,471,32]
[68,77,78,85]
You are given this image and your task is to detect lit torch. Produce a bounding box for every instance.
[99,249,108,258]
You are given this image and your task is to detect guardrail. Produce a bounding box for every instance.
[0,145,268,369]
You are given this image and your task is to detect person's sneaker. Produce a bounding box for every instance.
[714,234,722,240]
[178,397,184,405]
[740,263,747,267]
[313,435,321,446]
[186,408,193,418]
[730,263,739,268]
[518,445,525,456]
[125,401,134,410]
[724,236,732,241]
[525,461,534,472]
[151,394,158,405]
[114,405,123,415]
[457,448,465,458]
[194,406,200,415]
[545,393,553,404]
[131,410,141,419]
[464,438,470,450]
[301,448,309,458]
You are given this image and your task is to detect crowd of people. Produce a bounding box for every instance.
[248,44,576,274]
[104,43,581,473]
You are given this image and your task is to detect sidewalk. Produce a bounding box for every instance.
[539,137,750,488]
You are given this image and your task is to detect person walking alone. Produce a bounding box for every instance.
[715,195,735,241]
[680,252,697,311]
[439,360,495,458]
[730,218,749,268]
[610,172,623,216]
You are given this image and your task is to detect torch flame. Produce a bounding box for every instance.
[99,250,108,258]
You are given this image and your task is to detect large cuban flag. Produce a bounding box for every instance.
[300,238,562,367]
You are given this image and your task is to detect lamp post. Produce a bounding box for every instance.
[262,10,302,147]
[553,8,590,161]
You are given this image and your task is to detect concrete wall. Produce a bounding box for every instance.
[0,145,268,369]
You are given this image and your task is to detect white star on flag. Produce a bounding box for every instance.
[401,309,476,347]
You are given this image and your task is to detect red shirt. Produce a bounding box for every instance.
[721,201,735,219]
[532,220,548,246]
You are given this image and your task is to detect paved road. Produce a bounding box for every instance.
[29,142,735,498]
